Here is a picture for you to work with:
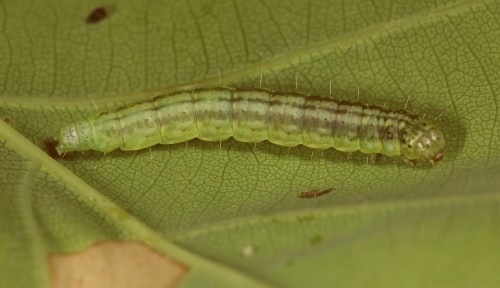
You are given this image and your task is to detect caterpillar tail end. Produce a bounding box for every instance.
[55,141,67,155]
[55,132,71,155]
[54,125,81,155]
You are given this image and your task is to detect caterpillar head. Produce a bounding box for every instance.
[400,120,445,164]
[55,121,94,155]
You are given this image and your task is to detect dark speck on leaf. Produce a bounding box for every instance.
[298,188,334,199]
[86,6,112,24]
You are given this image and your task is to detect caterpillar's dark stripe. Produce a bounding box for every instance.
[56,87,445,163]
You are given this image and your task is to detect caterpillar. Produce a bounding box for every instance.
[56,87,445,164]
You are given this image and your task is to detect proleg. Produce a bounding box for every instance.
[56,87,445,164]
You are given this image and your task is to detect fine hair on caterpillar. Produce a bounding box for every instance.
[56,87,446,164]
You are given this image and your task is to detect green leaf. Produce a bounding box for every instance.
[1,0,499,287]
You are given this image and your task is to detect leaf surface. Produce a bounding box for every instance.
[1,0,499,287]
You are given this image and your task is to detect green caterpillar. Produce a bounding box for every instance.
[56,87,445,164]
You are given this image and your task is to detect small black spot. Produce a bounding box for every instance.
[86,6,112,24]
[407,144,412,148]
